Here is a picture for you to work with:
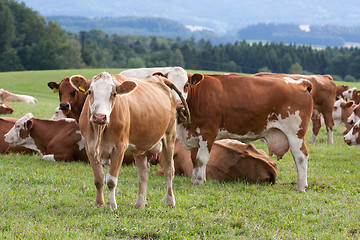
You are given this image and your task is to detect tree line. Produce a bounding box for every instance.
[1,0,360,82]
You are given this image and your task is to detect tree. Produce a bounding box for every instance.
[0,0,15,53]
[289,63,303,74]
[61,39,84,69]
[127,57,146,68]
[0,48,24,71]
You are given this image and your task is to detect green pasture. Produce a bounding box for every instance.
[0,69,360,239]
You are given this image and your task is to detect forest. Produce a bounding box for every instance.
[1,0,360,82]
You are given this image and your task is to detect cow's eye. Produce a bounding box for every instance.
[86,90,92,95]
[112,92,117,98]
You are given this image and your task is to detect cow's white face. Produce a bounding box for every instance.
[88,72,117,125]
[343,87,356,100]
[4,113,35,147]
[344,120,360,147]
[167,68,188,99]
[332,98,343,124]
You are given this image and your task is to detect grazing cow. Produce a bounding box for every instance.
[342,87,357,101]
[349,89,360,105]
[0,117,34,154]
[336,84,349,100]
[0,89,37,104]
[347,104,360,126]
[4,113,88,162]
[156,139,277,184]
[0,102,14,114]
[176,73,313,192]
[332,99,356,134]
[254,73,336,145]
[69,72,189,209]
[344,119,360,147]
[119,66,188,99]
[48,77,87,122]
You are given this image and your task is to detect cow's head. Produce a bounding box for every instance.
[48,77,83,115]
[342,87,357,101]
[70,72,137,125]
[0,102,14,114]
[4,113,35,147]
[344,119,360,147]
[348,104,360,126]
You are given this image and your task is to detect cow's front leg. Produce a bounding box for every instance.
[89,154,105,207]
[134,155,150,208]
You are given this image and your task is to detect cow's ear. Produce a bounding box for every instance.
[341,101,355,108]
[116,81,138,95]
[69,75,90,93]
[26,119,34,130]
[47,82,59,93]
[189,73,204,85]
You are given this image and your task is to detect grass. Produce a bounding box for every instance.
[1,69,360,239]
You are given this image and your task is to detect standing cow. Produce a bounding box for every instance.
[176,73,313,192]
[70,72,189,209]
[254,73,336,145]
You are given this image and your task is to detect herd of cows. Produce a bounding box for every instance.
[1,67,360,209]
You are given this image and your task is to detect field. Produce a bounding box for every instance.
[1,69,360,239]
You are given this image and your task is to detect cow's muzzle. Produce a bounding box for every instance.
[344,137,352,146]
[92,113,107,125]
[59,103,70,111]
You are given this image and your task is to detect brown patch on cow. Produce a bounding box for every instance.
[167,187,173,196]
[116,81,137,95]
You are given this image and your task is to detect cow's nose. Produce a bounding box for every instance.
[59,103,70,111]
[344,138,352,146]
[92,113,107,124]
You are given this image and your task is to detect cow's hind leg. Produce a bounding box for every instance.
[289,138,309,192]
[322,111,334,144]
[161,127,176,207]
[310,113,321,144]
[134,155,150,208]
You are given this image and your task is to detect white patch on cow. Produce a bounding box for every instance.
[51,106,67,120]
[106,172,118,210]
[215,129,257,142]
[76,130,85,150]
[332,98,343,125]
[42,154,56,161]
[327,127,334,145]
[283,77,308,85]
[344,120,360,147]
[217,139,245,145]
[0,103,8,108]
[64,118,76,123]
[343,87,356,100]
[348,111,360,125]
[90,72,116,123]
[193,136,210,185]
[176,122,199,150]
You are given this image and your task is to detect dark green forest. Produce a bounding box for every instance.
[1,0,360,82]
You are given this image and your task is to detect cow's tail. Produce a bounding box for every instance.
[163,78,191,125]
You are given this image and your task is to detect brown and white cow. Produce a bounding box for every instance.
[156,139,277,184]
[344,119,360,147]
[48,77,87,122]
[0,102,14,114]
[4,113,88,162]
[336,84,349,100]
[69,72,189,209]
[1,117,34,154]
[342,87,357,101]
[176,73,313,192]
[332,99,356,134]
[254,73,336,145]
[347,103,360,126]
[0,89,37,104]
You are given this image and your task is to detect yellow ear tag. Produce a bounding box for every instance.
[52,88,58,93]
[357,92,360,96]
[78,86,86,93]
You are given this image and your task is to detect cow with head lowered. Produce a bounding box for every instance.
[176,73,313,192]
[69,72,189,209]
[254,73,336,145]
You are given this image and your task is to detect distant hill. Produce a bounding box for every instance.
[47,16,360,47]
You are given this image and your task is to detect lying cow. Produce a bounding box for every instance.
[176,73,313,192]
[344,119,360,147]
[0,89,37,104]
[254,73,336,145]
[70,72,189,209]
[0,117,34,154]
[119,66,188,99]
[4,113,88,162]
[0,102,14,114]
[156,139,277,184]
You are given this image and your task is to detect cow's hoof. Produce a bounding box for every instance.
[193,179,205,185]
[107,201,117,210]
[165,195,175,207]
[295,185,306,193]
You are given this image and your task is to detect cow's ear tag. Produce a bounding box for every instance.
[357,92,360,96]
[52,88,58,93]
[79,86,86,93]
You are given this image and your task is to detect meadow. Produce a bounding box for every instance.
[0,69,360,239]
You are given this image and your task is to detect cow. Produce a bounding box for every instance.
[4,113,88,162]
[0,89,37,104]
[332,99,356,134]
[51,106,67,120]
[0,102,14,114]
[350,89,360,105]
[344,119,360,147]
[342,87,357,101]
[336,84,349,100]
[176,73,313,192]
[119,66,188,100]
[48,77,87,122]
[254,73,336,145]
[348,103,360,127]
[0,117,34,154]
[69,72,189,209]
[156,139,277,184]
